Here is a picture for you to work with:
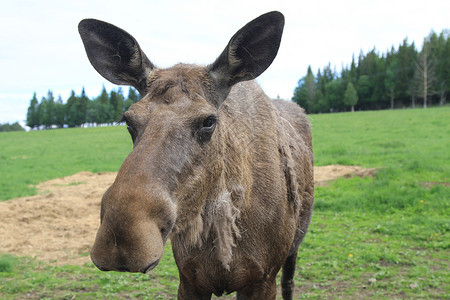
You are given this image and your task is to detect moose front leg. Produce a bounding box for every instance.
[177,273,212,300]
[236,276,277,300]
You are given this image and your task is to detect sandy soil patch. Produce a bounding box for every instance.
[0,165,376,266]
[0,172,116,266]
[314,165,378,187]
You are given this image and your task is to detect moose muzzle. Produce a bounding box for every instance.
[90,210,165,273]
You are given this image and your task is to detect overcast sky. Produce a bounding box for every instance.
[0,0,448,124]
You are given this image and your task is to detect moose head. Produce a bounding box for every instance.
[79,11,284,273]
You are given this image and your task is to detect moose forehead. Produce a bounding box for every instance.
[125,64,216,130]
[145,64,211,104]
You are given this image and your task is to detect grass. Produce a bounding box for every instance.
[0,126,132,200]
[0,107,449,299]
[0,245,178,299]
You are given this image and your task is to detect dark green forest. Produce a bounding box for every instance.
[293,30,449,113]
[24,29,449,129]
[26,86,140,129]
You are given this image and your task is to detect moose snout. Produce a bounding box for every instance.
[90,216,165,273]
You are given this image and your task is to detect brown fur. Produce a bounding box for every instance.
[79,12,313,299]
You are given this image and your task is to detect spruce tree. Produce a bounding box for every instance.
[385,59,399,109]
[109,89,123,122]
[66,90,78,127]
[79,87,89,125]
[26,92,39,129]
[54,95,65,128]
[43,90,55,127]
[99,85,109,104]
[127,87,139,103]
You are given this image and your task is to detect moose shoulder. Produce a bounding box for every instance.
[79,11,314,300]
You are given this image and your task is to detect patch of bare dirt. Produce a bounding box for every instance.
[314,165,378,187]
[0,172,116,266]
[419,182,450,189]
[0,165,376,266]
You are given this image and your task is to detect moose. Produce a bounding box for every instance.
[79,11,314,299]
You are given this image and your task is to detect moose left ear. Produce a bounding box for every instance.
[208,11,284,102]
[78,19,155,96]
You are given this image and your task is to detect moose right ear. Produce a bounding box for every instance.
[208,11,284,105]
[78,19,154,96]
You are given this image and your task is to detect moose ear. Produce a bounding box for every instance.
[208,11,284,98]
[78,19,154,96]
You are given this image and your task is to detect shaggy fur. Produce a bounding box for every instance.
[79,11,314,300]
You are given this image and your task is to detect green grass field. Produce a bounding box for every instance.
[0,126,132,200]
[1,107,449,299]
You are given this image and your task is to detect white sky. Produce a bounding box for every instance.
[0,0,448,124]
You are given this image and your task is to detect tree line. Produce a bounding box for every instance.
[24,29,449,129]
[293,30,449,113]
[0,122,25,132]
[26,86,140,129]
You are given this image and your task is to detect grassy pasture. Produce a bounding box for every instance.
[0,126,132,201]
[0,107,449,299]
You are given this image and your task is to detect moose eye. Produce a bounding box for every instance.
[202,115,217,129]
[197,115,217,144]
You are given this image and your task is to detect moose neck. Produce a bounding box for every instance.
[170,100,253,269]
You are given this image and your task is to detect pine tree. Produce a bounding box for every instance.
[395,39,417,105]
[78,87,89,125]
[26,92,39,129]
[127,87,139,103]
[37,95,50,128]
[43,90,55,127]
[385,58,399,109]
[325,79,344,112]
[66,89,88,127]
[349,55,357,84]
[305,66,315,106]
[123,98,134,112]
[356,75,372,108]
[86,100,97,124]
[97,101,114,124]
[431,30,449,106]
[55,95,65,128]
[66,90,78,127]
[123,87,139,112]
[99,85,109,104]
[109,89,123,122]
[117,87,125,113]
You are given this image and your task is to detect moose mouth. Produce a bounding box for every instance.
[91,258,160,274]
[142,259,160,274]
